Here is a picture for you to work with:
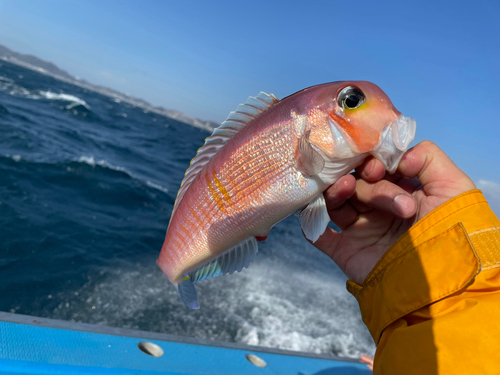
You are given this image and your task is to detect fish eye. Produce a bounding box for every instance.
[338,86,365,110]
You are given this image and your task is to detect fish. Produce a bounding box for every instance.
[157,81,416,309]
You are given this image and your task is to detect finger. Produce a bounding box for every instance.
[398,141,476,193]
[355,156,386,182]
[355,157,404,184]
[327,200,360,230]
[347,192,374,214]
[353,178,417,219]
[360,356,374,366]
[323,175,356,210]
[323,175,360,230]
[360,356,374,371]
[347,173,393,214]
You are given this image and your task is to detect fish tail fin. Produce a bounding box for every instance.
[174,275,199,309]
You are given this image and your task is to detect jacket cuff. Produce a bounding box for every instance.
[346,190,500,343]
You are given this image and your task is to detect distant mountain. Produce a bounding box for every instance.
[0,44,218,131]
[0,45,75,80]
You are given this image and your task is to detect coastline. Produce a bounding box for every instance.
[0,55,218,131]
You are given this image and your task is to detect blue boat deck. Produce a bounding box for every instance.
[0,312,370,374]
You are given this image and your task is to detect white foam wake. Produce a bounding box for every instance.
[41,257,374,358]
[227,262,375,357]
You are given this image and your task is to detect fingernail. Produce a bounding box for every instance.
[393,195,416,217]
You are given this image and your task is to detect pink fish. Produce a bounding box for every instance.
[157,81,416,308]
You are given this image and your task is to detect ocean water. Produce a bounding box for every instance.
[0,60,375,358]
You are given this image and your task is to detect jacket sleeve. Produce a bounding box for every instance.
[346,190,500,375]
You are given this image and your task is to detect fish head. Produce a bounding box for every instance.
[293,81,416,173]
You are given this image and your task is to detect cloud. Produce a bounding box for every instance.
[476,180,500,216]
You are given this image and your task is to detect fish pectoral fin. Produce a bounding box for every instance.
[296,130,325,176]
[189,237,258,283]
[299,193,330,243]
[175,276,199,309]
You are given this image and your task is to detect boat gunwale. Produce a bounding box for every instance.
[0,311,362,363]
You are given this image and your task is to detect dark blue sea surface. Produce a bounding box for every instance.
[0,60,374,357]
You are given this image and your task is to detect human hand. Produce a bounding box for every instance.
[360,355,374,371]
[314,141,476,284]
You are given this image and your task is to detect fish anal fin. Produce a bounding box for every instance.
[299,194,330,243]
[297,130,325,177]
[189,237,258,283]
[175,276,199,309]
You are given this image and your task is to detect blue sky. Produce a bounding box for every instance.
[1,0,500,197]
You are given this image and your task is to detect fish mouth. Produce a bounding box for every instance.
[370,115,417,173]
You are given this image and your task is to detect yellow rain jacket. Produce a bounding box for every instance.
[347,190,500,375]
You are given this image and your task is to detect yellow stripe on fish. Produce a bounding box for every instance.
[206,168,232,214]
[213,169,231,203]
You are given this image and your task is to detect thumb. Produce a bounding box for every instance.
[397,141,476,198]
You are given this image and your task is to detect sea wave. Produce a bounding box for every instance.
[0,103,9,114]
[77,156,130,174]
[2,154,22,162]
[145,180,169,194]
[0,75,15,84]
[0,153,169,195]
[0,78,90,110]
[39,91,90,110]
[0,79,33,97]
[76,156,168,194]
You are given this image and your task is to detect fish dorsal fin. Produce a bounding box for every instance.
[171,92,279,215]
[189,237,258,282]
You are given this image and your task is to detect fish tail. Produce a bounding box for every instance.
[174,275,199,309]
